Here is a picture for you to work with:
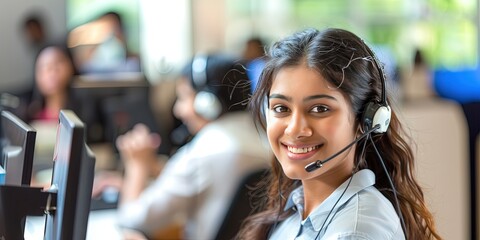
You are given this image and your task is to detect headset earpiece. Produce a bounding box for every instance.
[362,101,391,133]
[191,54,223,120]
[194,91,222,120]
[361,45,391,134]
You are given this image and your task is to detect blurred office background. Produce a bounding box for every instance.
[1,0,478,93]
[1,0,479,239]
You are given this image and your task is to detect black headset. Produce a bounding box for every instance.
[360,45,391,134]
[191,54,223,120]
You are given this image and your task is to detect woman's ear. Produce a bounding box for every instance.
[356,122,364,137]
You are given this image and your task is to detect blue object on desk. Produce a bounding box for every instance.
[434,67,480,103]
[0,166,4,184]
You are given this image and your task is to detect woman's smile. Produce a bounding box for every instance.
[282,143,323,161]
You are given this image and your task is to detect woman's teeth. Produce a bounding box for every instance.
[287,145,319,154]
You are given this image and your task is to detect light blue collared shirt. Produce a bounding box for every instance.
[269,169,405,240]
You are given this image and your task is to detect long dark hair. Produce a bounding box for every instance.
[238,28,441,239]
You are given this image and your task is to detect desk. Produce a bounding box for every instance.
[25,209,122,240]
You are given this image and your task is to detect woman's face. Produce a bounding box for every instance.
[35,47,74,97]
[173,77,209,135]
[266,64,357,181]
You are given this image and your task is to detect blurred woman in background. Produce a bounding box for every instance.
[26,43,79,122]
[25,43,80,187]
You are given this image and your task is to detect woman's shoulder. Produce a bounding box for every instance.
[196,112,262,144]
[189,112,270,157]
[326,186,404,239]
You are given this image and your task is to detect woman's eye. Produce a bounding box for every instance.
[272,105,289,113]
[311,105,329,113]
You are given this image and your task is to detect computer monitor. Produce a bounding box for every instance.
[71,74,172,156]
[71,73,151,142]
[0,110,36,186]
[43,110,96,240]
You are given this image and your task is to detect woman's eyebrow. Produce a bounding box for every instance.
[304,94,337,101]
[268,93,337,102]
[269,93,290,101]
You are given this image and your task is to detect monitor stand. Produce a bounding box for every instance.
[0,185,56,240]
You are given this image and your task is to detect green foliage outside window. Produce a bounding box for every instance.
[291,0,477,69]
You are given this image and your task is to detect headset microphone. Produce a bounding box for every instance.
[305,125,380,173]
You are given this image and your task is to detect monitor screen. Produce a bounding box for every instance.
[70,74,151,144]
[44,110,95,240]
[71,74,172,155]
[0,111,36,186]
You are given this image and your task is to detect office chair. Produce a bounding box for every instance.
[213,168,268,240]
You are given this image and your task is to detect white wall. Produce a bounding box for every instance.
[0,0,66,93]
[139,0,191,83]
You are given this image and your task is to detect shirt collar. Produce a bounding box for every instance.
[284,185,304,211]
[283,169,376,231]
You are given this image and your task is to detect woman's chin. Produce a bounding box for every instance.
[281,165,308,180]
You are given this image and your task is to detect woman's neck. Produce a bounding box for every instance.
[44,93,67,118]
[301,164,354,218]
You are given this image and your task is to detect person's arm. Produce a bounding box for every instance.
[115,124,208,236]
[116,145,209,237]
[116,123,162,203]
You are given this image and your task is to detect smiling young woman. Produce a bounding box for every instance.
[237,28,442,240]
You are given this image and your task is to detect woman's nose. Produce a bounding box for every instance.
[285,112,312,138]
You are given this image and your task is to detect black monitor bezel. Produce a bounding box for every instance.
[44,110,95,240]
[1,110,36,186]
